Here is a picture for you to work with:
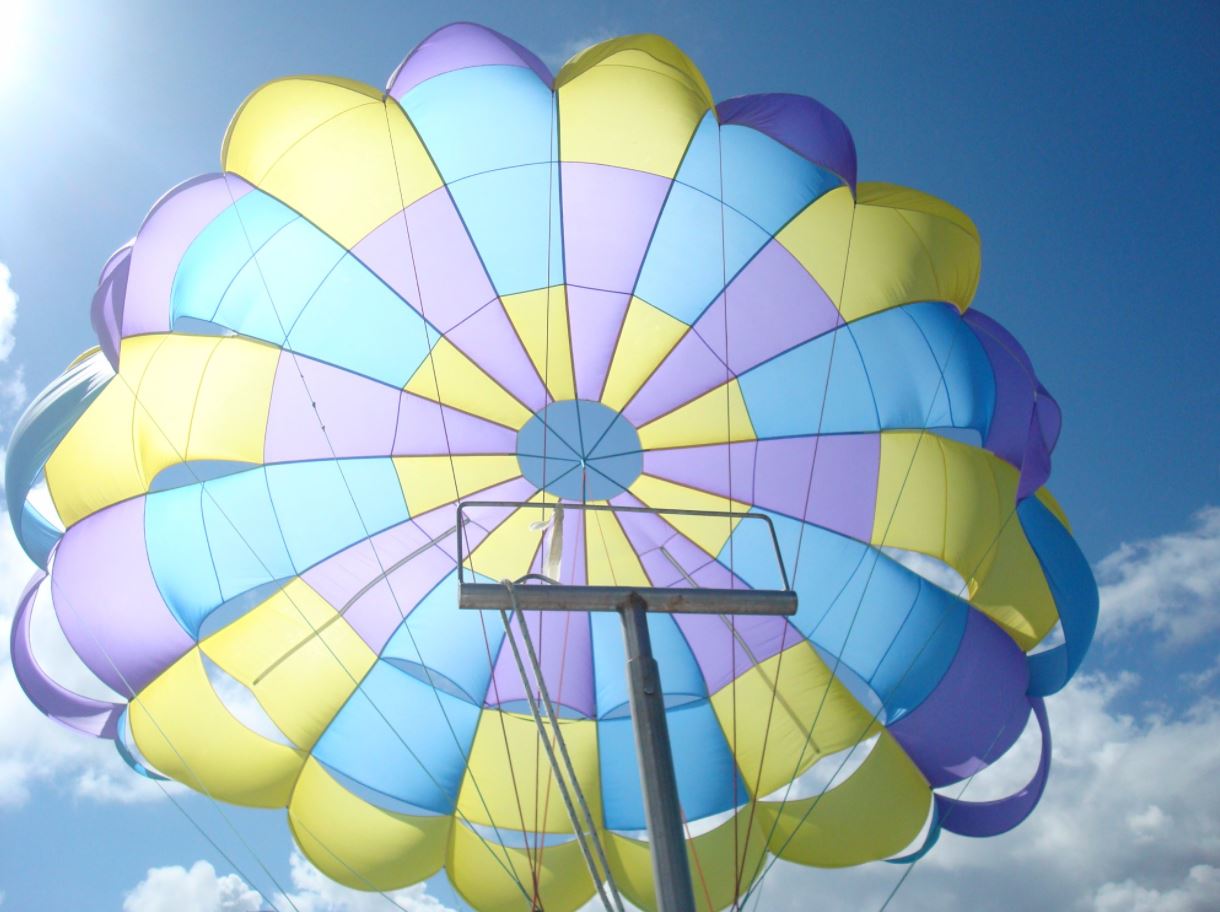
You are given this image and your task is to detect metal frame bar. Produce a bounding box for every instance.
[460,583,796,616]
[456,499,792,591]
[455,500,798,912]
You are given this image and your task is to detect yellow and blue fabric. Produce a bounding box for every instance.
[5,23,1097,912]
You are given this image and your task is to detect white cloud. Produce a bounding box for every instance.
[541,30,617,71]
[123,854,457,912]
[122,861,264,912]
[1095,506,1220,646]
[280,852,456,912]
[882,546,967,595]
[0,262,25,432]
[1182,654,1220,691]
[1092,864,1220,912]
[0,262,17,362]
[0,366,26,432]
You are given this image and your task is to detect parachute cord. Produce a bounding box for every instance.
[738,504,1024,907]
[166,166,537,902]
[730,620,794,907]
[379,104,548,899]
[253,523,460,686]
[534,603,574,877]
[735,197,860,905]
[377,104,464,567]
[746,869,768,912]
[97,349,533,906]
[681,810,716,912]
[254,100,533,896]
[510,598,613,910]
[739,262,1001,905]
[287,815,432,912]
[475,605,545,902]
[714,89,746,910]
[499,580,625,912]
[540,82,556,500]
[716,177,861,912]
[43,573,301,912]
[875,703,1016,912]
[662,545,794,907]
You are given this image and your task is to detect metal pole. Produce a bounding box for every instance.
[618,593,696,912]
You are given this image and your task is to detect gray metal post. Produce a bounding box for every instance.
[619,593,696,912]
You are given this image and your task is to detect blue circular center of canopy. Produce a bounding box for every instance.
[516,400,643,501]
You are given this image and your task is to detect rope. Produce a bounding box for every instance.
[45,564,300,912]
[475,606,544,901]
[740,271,1003,905]
[96,346,532,904]
[738,505,1024,907]
[533,606,574,881]
[498,580,625,912]
[217,152,534,899]
[875,692,1019,912]
[730,202,861,903]
[533,83,560,887]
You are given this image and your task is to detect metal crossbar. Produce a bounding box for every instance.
[461,583,796,616]
[456,500,798,912]
[455,500,794,594]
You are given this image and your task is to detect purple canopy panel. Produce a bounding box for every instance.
[624,238,841,428]
[753,434,880,543]
[610,493,714,584]
[717,93,858,190]
[386,22,553,100]
[1024,388,1063,498]
[561,163,670,296]
[352,188,497,334]
[622,329,727,428]
[51,499,195,696]
[10,570,123,739]
[642,441,758,508]
[488,610,595,718]
[642,434,880,545]
[674,612,797,694]
[445,301,548,413]
[393,392,519,456]
[352,189,547,413]
[303,518,428,607]
[937,697,1052,837]
[451,476,541,559]
[1034,382,1062,452]
[887,609,1031,787]
[964,309,1062,498]
[687,239,842,376]
[687,556,753,591]
[91,244,131,369]
[302,519,452,654]
[122,173,254,338]
[264,352,398,463]
[300,475,533,653]
[606,491,792,690]
[567,287,631,402]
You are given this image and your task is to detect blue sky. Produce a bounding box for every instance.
[0,1,1216,910]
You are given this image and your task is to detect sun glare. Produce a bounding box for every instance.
[0,0,29,90]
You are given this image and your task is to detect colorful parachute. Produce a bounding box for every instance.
[7,23,1097,912]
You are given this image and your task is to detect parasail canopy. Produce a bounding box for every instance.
[7,22,1097,912]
